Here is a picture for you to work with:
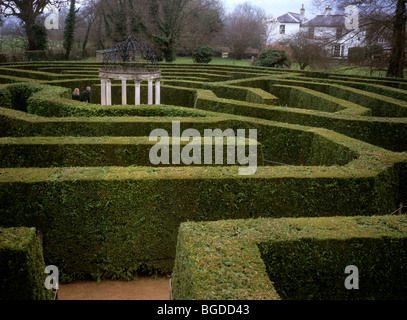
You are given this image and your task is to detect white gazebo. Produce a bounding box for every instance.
[98,37,161,106]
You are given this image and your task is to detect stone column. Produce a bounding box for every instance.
[135,80,141,105]
[101,79,106,106]
[106,79,112,106]
[121,78,127,105]
[155,80,161,105]
[148,79,153,105]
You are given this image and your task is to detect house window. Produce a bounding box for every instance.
[333,45,341,57]
[279,25,286,34]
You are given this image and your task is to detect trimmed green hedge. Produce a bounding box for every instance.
[0,106,226,138]
[0,136,263,168]
[171,215,407,300]
[39,82,197,109]
[284,75,407,101]
[0,83,46,112]
[0,82,207,117]
[0,107,362,167]
[0,66,89,81]
[194,85,407,153]
[229,76,407,117]
[1,61,406,290]
[260,237,407,300]
[0,227,53,300]
[0,140,405,280]
[203,83,279,106]
[269,84,371,116]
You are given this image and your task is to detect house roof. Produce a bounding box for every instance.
[277,12,307,24]
[302,15,345,28]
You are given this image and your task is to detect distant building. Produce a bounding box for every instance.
[265,4,308,45]
[265,5,390,59]
[300,6,365,58]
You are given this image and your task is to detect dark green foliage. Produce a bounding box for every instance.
[171,216,407,300]
[63,0,78,60]
[0,61,407,293]
[32,24,48,51]
[1,83,44,112]
[25,51,47,62]
[254,49,291,68]
[193,46,214,64]
[0,227,53,300]
[147,0,189,63]
[0,136,261,168]
[0,168,401,280]
[260,237,407,300]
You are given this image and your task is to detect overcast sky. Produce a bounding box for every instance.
[222,0,322,18]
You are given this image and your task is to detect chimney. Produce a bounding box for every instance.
[325,6,332,16]
[300,4,305,22]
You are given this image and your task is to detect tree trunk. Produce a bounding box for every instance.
[24,18,37,51]
[82,18,94,58]
[386,0,406,78]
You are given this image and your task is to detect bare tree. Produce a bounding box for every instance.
[289,30,330,70]
[177,0,224,55]
[146,0,190,62]
[75,0,99,57]
[98,0,223,62]
[223,2,266,60]
[0,0,67,50]
[312,0,406,78]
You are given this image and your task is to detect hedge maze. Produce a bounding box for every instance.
[0,62,406,299]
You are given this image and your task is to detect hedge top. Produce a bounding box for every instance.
[172,215,407,300]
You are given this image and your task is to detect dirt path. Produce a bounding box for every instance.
[57,276,170,300]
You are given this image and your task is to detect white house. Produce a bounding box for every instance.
[300,6,365,58]
[265,5,390,59]
[265,4,308,45]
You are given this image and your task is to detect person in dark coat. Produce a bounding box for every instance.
[80,86,91,103]
[72,88,80,101]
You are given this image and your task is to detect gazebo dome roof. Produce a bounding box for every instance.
[101,36,159,71]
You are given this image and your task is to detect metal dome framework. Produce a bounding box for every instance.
[99,36,161,106]
[101,36,159,70]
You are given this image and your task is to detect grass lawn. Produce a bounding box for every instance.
[329,64,407,78]
[162,56,251,66]
[82,56,251,66]
[4,44,406,78]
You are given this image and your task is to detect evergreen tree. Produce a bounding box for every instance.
[33,23,48,51]
[63,0,78,60]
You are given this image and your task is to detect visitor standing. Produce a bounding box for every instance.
[72,88,80,100]
[80,86,91,103]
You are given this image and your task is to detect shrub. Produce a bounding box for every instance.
[254,49,291,68]
[35,24,48,51]
[171,216,407,300]
[0,227,53,300]
[193,46,214,64]
[0,54,9,63]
